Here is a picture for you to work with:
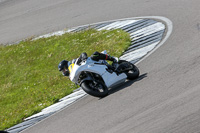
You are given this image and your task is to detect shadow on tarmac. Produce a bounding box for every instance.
[106,73,148,97]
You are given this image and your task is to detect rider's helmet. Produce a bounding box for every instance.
[58,60,71,76]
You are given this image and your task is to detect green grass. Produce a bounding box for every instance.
[0,28,131,130]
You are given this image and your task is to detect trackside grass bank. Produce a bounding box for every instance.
[0,29,131,130]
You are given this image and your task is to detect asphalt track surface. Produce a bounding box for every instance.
[1,0,200,133]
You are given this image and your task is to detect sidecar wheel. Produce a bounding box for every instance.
[126,64,140,80]
[81,80,108,98]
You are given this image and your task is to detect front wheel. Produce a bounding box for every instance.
[126,64,140,80]
[81,80,108,97]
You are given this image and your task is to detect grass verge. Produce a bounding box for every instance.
[0,28,131,130]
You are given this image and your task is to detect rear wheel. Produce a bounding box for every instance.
[126,64,140,80]
[81,80,108,97]
[117,61,140,80]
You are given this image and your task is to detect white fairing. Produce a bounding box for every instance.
[102,70,127,88]
[69,57,127,88]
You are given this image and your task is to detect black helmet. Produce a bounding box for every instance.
[58,60,70,76]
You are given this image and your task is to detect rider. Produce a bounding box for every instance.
[58,51,118,76]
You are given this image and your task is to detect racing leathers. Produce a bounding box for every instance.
[91,51,118,62]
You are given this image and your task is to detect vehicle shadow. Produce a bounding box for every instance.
[107,73,148,96]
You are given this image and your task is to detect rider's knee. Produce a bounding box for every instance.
[91,51,100,61]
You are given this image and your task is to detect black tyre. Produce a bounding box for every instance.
[81,80,108,97]
[126,64,140,80]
